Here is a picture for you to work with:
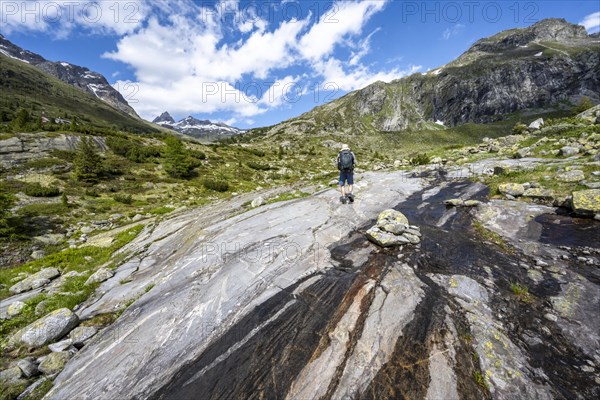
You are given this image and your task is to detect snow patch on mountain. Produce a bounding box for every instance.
[152,112,245,141]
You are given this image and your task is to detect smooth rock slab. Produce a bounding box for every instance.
[85,268,114,285]
[557,170,585,183]
[9,268,61,294]
[9,308,79,349]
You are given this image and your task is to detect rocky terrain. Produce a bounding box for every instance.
[0,34,137,118]
[152,112,244,142]
[1,143,598,399]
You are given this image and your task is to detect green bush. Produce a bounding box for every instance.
[113,194,133,205]
[247,161,272,171]
[191,150,207,160]
[247,148,266,157]
[0,184,15,237]
[511,122,529,135]
[202,179,229,192]
[573,96,594,115]
[84,189,100,198]
[23,182,61,197]
[410,153,430,165]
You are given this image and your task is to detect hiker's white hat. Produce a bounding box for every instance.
[341,144,350,150]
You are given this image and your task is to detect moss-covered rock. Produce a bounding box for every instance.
[377,209,409,226]
[572,189,600,216]
[522,188,555,199]
[38,351,72,375]
[498,183,525,197]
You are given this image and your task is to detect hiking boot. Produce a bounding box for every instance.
[347,193,355,203]
[340,196,347,204]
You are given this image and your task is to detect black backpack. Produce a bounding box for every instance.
[339,150,354,171]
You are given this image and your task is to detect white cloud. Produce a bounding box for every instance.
[0,0,394,123]
[442,24,465,40]
[579,11,600,33]
[298,0,388,61]
[314,58,421,92]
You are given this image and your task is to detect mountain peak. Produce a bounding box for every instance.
[151,113,244,142]
[153,111,175,124]
[468,18,588,54]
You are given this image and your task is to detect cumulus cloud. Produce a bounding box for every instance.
[3,0,403,121]
[579,11,600,33]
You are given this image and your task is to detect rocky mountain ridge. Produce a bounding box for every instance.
[264,18,599,137]
[0,34,137,118]
[152,111,244,141]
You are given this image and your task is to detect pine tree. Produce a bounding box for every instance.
[73,136,103,182]
[12,108,30,130]
[162,136,194,178]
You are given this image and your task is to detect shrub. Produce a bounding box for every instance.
[511,122,529,135]
[0,184,15,237]
[85,189,100,198]
[573,96,594,115]
[410,153,430,165]
[202,179,229,192]
[247,161,272,171]
[23,182,61,197]
[113,194,133,204]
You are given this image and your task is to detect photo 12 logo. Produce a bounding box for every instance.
[400,1,540,24]
[0,1,142,25]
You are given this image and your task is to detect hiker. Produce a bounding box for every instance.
[337,144,356,204]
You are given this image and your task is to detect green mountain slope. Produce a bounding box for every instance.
[0,55,156,134]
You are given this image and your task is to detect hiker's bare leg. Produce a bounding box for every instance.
[340,185,347,196]
[348,184,353,194]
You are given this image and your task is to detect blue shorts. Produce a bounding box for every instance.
[339,170,354,186]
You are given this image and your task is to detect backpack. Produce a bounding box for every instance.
[339,150,354,171]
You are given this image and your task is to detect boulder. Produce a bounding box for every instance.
[498,183,525,197]
[69,326,98,348]
[377,209,409,226]
[7,301,26,317]
[571,189,600,216]
[379,223,407,235]
[444,199,464,207]
[85,268,115,285]
[514,147,531,158]
[38,351,72,375]
[251,197,266,208]
[559,146,580,157]
[9,308,79,349]
[9,268,61,294]
[16,358,40,378]
[557,170,585,182]
[528,118,544,130]
[0,366,23,385]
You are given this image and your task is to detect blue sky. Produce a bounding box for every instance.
[1,1,599,129]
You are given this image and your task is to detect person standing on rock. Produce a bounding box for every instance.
[337,144,356,204]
